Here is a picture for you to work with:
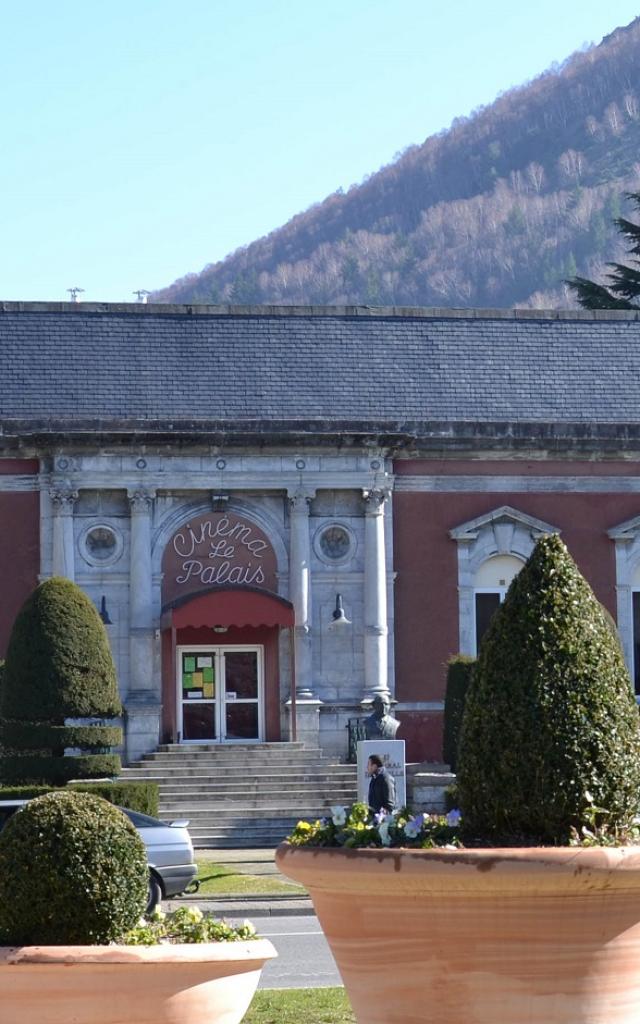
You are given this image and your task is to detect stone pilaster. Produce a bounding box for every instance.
[288,491,315,700]
[126,489,159,759]
[363,488,390,701]
[50,486,78,580]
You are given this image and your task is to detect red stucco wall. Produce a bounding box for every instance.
[393,459,640,762]
[0,460,39,657]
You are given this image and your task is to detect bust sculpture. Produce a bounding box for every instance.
[363,695,400,740]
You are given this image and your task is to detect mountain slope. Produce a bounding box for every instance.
[155,18,640,309]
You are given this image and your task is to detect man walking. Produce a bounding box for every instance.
[367,754,396,813]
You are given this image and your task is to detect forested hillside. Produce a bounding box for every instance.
[155,18,640,309]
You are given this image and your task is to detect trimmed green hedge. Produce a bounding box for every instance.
[0,754,122,786]
[0,780,159,816]
[457,534,640,843]
[442,655,476,771]
[0,722,122,752]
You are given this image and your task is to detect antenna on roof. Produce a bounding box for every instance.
[67,287,84,303]
[133,290,150,304]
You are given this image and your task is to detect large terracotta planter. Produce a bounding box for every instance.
[276,843,640,1024]
[0,938,277,1024]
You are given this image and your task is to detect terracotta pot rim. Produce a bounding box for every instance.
[0,938,277,966]
[277,841,640,864]
[276,842,640,895]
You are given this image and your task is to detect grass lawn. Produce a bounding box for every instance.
[194,861,305,897]
[244,987,355,1023]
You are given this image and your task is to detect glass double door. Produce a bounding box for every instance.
[178,646,263,743]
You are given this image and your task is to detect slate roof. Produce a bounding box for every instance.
[0,302,639,448]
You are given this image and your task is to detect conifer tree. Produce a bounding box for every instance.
[566,192,640,309]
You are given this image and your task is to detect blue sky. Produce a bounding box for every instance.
[0,2,638,302]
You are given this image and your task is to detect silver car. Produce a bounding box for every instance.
[0,800,199,913]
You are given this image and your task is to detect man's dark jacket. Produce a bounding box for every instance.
[368,767,396,813]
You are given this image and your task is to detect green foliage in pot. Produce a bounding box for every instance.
[457,534,640,843]
[0,578,122,783]
[0,791,148,944]
[442,654,476,770]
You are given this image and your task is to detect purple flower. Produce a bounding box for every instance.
[403,814,425,839]
[445,809,462,826]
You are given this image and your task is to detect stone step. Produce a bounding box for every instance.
[157,784,356,800]
[123,757,345,770]
[123,768,356,782]
[163,805,340,821]
[159,795,354,814]
[136,747,324,761]
[156,742,311,753]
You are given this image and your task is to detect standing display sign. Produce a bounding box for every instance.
[357,740,406,809]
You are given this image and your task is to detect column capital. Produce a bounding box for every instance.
[362,488,388,515]
[49,486,78,514]
[287,490,315,514]
[127,488,156,514]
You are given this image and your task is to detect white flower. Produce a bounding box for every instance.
[185,906,203,923]
[404,814,424,839]
[241,919,256,934]
[378,820,392,846]
[331,805,347,826]
[445,809,462,826]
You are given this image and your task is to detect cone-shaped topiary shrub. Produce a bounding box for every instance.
[457,534,640,843]
[0,790,148,944]
[0,577,122,784]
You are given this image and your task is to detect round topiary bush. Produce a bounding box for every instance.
[0,790,148,944]
[0,577,122,783]
[457,534,640,843]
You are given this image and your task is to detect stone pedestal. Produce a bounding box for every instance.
[285,697,322,748]
[124,697,162,764]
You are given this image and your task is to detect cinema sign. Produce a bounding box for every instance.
[162,511,278,603]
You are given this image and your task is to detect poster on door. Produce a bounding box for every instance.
[357,740,406,809]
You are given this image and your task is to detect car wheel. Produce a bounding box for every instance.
[146,872,162,915]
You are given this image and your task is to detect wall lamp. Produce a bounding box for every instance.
[328,593,351,630]
[99,595,112,625]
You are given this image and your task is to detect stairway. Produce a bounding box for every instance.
[120,742,358,848]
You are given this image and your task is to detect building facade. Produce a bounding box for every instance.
[1,302,640,763]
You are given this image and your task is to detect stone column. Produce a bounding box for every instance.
[363,488,390,700]
[50,487,78,580]
[288,491,314,698]
[126,489,159,761]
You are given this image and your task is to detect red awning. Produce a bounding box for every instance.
[161,587,294,629]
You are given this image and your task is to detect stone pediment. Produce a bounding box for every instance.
[449,506,559,546]
[608,514,640,540]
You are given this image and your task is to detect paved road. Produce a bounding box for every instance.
[246,915,342,990]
